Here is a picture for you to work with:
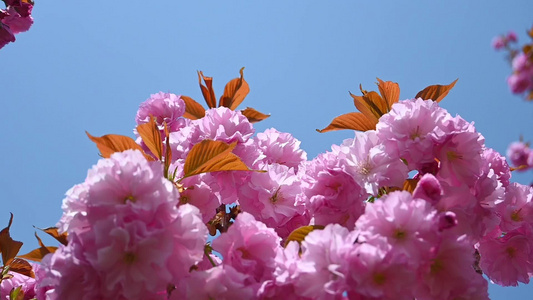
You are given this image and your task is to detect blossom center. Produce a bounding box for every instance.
[358,159,372,176]
[373,272,386,286]
[511,209,522,222]
[430,258,443,274]
[392,228,407,241]
[270,187,283,204]
[124,194,136,203]
[506,247,517,258]
[123,252,137,264]
[410,126,422,140]
[446,150,462,161]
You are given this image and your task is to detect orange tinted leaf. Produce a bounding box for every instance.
[198,71,217,109]
[376,78,400,109]
[415,79,458,103]
[402,179,419,193]
[36,227,68,246]
[18,246,57,263]
[527,90,533,101]
[317,112,376,133]
[86,132,153,160]
[17,232,57,262]
[284,225,325,247]
[219,67,250,110]
[181,95,206,120]
[8,258,34,278]
[0,214,23,266]
[363,91,388,117]
[350,93,379,123]
[182,140,251,179]
[240,107,270,123]
[136,117,163,160]
[164,123,172,178]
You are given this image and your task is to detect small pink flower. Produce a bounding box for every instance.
[135,92,188,133]
[507,31,518,43]
[507,141,531,169]
[254,128,307,170]
[355,191,439,262]
[0,21,16,49]
[346,242,415,300]
[295,224,357,299]
[238,163,306,232]
[491,36,506,50]
[0,271,36,300]
[479,227,533,286]
[415,234,488,300]
[2,6,33,34]
[338,131,408,195]
[212,212,281,282]
[507,72,532,94]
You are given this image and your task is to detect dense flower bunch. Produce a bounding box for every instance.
[507,140,533,172]
[0,0,33,49]
[493,26,533,100]
[2,73,533,299]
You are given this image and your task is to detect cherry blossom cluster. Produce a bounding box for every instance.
[0,0,33,50]
[23,92,533,299]
[507,140,533,172]
[493,27,533,99]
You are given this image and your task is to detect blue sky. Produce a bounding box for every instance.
[1,1,533,298]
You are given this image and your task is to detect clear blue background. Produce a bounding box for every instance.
[1,1,533,298]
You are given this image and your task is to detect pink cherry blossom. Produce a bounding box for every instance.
[414,234,488,300]
[337,131,408,195]
[295,224,357,299]
[212,212,281,283]
[254,128,307,170]
[434,116,485,187]
[376,98,448,170]
[174,265,257,300]
[238,163,306,234]
[301,151,366,229]
[355,191,439,262]
[2,6,33,34]
[507,141,531,170]
[479,227,533,286]
[346,241,415,300]
[135,92,188,133]
[0,270,36,300]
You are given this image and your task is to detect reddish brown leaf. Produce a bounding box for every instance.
[0,214,23,266]
[86,132,153,161]
[402,179,420,193]
[8,258,34,278]
[240,107,270,123]
[17,232,57,263]
[350,93,380,124]
[363,91,388,117]
[376,78,400,108]
[284,225,325,247]
[317,112,376,133]
[17,246,57,263]
[198,71,217,109]
[415,79,458,103]
[164,122,172,178]
[136,117,163,161]
[181,95,206,120]
[182,140,251,179]
[36,227,68,246]
[219,67,250,110]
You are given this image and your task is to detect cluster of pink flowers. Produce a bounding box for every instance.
[493,28,533,97]
[492,31,518,50]
[10,91,531,299]
[0,0,33,49]
[507,141,533,172]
